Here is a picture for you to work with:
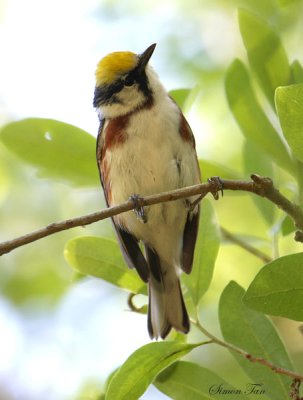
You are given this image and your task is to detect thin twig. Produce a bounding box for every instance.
[191,318,303,381]
[289,379,303,400]
[1,175,303,256]
[220,227,272,263]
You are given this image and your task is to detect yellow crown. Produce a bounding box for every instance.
[95,51,138,86]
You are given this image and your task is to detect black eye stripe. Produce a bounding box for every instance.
[124,74,136,86]
[93,67,153,107]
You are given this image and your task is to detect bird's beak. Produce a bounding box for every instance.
[138,43,156,71]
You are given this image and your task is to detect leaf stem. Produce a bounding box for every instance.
[190,318,303,381]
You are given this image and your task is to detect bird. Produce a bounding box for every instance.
[93,43,201,339]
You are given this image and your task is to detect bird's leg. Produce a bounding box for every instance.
[129,194,147,223]
[208,176,224,200]
[187,195,204,212]
[188,176,224,211]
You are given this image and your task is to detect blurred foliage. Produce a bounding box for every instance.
[1,0,303,399]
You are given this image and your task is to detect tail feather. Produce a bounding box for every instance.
[145,246,189,339]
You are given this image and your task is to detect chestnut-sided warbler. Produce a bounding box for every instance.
[93,43,201,339]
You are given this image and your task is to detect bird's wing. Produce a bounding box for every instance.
[96,119,149,283]
[178,111,201,274]
[181,208,200,273]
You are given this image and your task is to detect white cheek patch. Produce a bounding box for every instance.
[101,86,146,118]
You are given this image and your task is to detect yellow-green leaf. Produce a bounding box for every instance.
[244,253,303,321]
[225,59,294,176]
[276,83,303,163]
[105,342,202,400]
[0,118,98,187]
[238,9,291,108]
[64,236,146,295]
[219,281,293,400]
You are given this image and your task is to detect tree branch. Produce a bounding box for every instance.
[220,227,272,264]
[191,318,303,382]
[1,174,303,256]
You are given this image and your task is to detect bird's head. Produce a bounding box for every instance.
[93,43,159,118]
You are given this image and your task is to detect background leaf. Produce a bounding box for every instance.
[242,141,276,225]
[243,252,303,321]
[291,60,303,84]
[169,88,191,109]
[183,199,220,307]
[0,118,98,187]
[64,236,146,295]
[199,159,240,180]
[281,215,295,236]
[219,281,293,400]
[225,59,294,176]
[238,9,291,108]
[276,83,303,163]
[155,361,249,400]
[105,341,201,400]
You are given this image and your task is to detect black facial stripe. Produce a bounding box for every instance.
[93,80,124,107]
[131,67,152,98]
[93,66,153,108]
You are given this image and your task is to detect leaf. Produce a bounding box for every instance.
[238,9,291,108]
[199,159,240,180]
[276,83,303,163]
[155,361,250,400]
[281,215,295,236]
[219,281,293,400]
[291,60,303,84]
[183,199,220,307]
[64,236,146,295]
[225,59,294,176]
[0,118,99,187]
[243,253,303,321]
[169,89,191,110]
[243,141,276,225]
[169,87,200,113]
[105,341,201,400]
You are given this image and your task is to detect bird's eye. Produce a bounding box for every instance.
[124,76,135,87]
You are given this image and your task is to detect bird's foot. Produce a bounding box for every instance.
[208,176,224,200]
[129,194,147,223]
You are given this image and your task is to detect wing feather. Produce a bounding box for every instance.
[96,119,149,282]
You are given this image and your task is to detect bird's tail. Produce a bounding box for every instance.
[145,247,189,339]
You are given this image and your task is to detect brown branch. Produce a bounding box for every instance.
[290,379,303,400]
[191,318,303,382]
[1,174,303,256]
[220,227,272,264]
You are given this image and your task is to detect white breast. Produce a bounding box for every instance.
[104,92,199,264]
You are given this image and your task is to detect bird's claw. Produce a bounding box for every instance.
[208,176,224,200]
[129,194,147,223]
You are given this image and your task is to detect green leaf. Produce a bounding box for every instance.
[169,89,191,110]
[219,281,293,400]
[199,159,240,180]
[225,59,294,176]
[238,9,291,108]
[291,60,303,84]
[169,87,200,113]
[276,84,303,163]
[243,141,276,225]
[155,361,250,400]
[243,253,303,321]
[281,215,295,236]
[183,199,220,307]
[64,236,146,295]
[0,118,99,187]
[105,341,201,400]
